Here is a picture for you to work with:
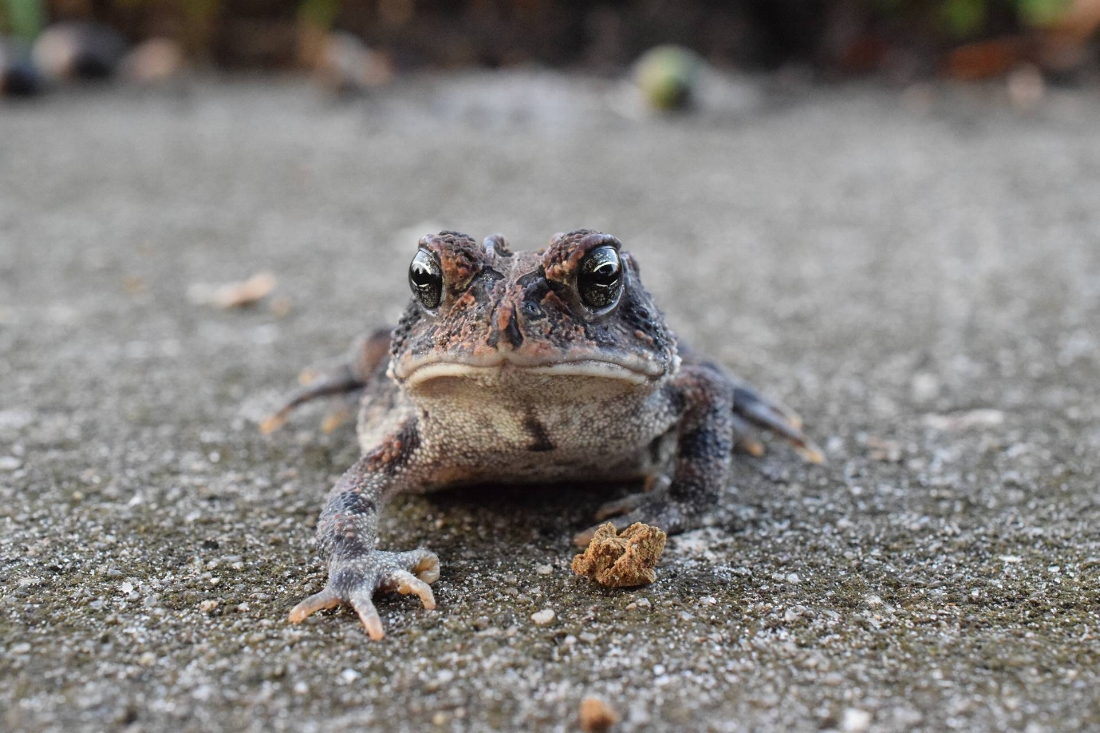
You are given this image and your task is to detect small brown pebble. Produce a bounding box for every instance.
[122,275,146,295]
[269,295,293,317]
[579,696,620,732]
[571,522,666,587]
[864,437,902,463]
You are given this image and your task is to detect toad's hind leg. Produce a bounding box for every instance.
[678,345,823,463]
[730,382,823,463]
[261,328,391,434]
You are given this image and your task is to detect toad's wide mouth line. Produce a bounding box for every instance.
[396,356,673,387]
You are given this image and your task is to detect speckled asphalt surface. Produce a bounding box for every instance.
[2,76,1099,733]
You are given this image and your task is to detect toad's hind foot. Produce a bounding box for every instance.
[732,384,824,464]
[260,328,392,434]
[288,549,440,640]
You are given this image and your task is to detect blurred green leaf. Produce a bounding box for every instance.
[298,0,342,30]
[1017,0,1073,27]
[940,0,988,36]
[183,0,221,24]
[3,0,44,42]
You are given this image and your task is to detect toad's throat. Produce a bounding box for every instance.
[396,355,674,388]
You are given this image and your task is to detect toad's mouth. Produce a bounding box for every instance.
[395,354,676,388]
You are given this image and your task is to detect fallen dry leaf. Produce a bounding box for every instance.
[189,272,276,309]
[923,409,1006,431]
[945,38,1025,80]
[572,522,666,587]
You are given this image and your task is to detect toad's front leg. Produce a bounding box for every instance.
[288,424,439,640]
[575,364,736,544]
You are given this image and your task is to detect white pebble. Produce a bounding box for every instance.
[531,608,555,625]
[841,708,872,732]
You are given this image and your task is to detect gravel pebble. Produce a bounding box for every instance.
[530,609,556,625]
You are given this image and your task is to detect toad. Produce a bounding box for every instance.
[265,230,820,639]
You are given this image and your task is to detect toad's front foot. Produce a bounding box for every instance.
[574,498,691,547]
[288,548,440,640]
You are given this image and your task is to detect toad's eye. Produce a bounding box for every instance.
[409,250,443,310]
[577,245,623,310]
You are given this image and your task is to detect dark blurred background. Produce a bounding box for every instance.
[3,0,1100,96]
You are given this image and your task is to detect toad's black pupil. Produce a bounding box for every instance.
[411,265,434,286]
[590,262,618,285]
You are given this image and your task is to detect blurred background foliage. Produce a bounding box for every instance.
[1,0,1098,75]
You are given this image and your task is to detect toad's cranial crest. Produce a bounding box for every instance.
[265,229,822,639]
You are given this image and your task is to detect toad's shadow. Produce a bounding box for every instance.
[412,479,640,552]
[402,454,789,554]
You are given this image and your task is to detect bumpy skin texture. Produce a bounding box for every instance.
[274,230,819,639]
